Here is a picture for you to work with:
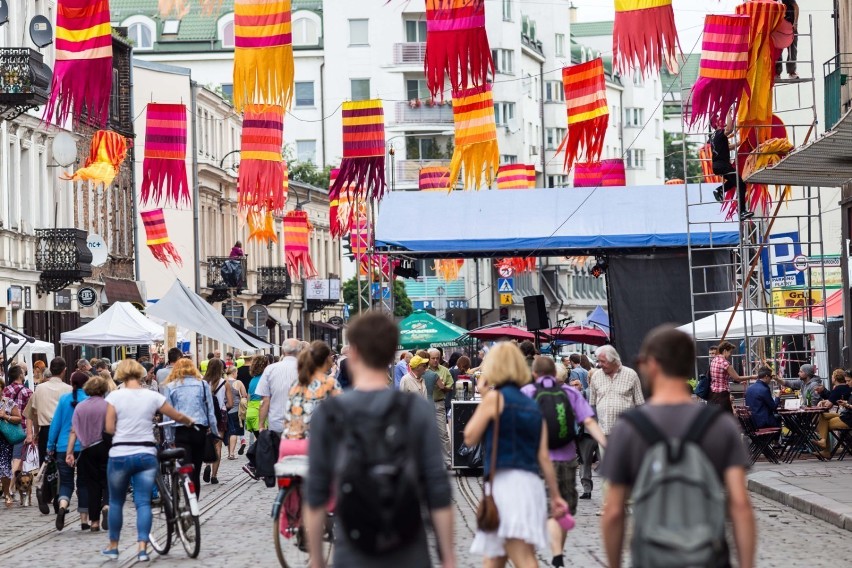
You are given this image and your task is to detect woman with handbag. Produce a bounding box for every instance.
[0,389,23,506]
[163,359,219,497]
[224,366,247,460]
[464,342,568,568]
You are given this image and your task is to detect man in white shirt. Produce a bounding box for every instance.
[257,339,302,433]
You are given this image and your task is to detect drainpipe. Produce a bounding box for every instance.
[129,59,140,280]
[190,81,201,294]
[320,62,327,168]
[539,60,546,185]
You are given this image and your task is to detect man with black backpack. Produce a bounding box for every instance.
[521,356,606,568]
[305,312,455,568]
[600,326,755,568]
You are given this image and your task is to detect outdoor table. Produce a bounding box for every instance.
[778,408,825,463]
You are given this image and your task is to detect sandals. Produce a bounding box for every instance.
[227,455,236,460]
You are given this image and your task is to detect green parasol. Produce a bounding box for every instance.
[397,310,470,350]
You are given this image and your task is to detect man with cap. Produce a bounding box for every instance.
[400,354,429,398]
[778,364,830,407]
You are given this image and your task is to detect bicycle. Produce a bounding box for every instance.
[149,421,202,558]
[272,455,334,567]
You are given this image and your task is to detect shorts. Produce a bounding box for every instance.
[245,400,261,432]
[227,412,244,436]
[552,458,579,515]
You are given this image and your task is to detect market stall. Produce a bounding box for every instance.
[60,302,167,346]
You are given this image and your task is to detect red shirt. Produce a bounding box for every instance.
[709,355,731,393]
[3,382,32,430]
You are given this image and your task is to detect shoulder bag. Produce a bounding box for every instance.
[201,382,221,463]
[476,392,501,532]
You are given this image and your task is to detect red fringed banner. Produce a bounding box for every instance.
[425,0,494,99]
[557,59,609,172]
[573,162,602,188]
[45,0,113,126]
[496,164,535,189]
[449,84,499,190]
[329,168,364,238]
[141,104,190,206]
[283,210,317,279]
[600,159,626,186]
[329,100,386,202]
[687,14,750,127]
[495,258,536,274]
[419,166,451,190]
[238,104,286,214]
[613,0,679,75]
[141,209,182,267]
[61,130,127,187]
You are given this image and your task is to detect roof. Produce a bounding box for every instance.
[661,52,701,93]
[570,21,614,38]
[570,40,615,79]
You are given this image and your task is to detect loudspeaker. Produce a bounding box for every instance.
[523,295,548,331]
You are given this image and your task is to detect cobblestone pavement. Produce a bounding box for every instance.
[1,457,849,566]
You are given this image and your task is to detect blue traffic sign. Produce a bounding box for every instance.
[497,277,514,293]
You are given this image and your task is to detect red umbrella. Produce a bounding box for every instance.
[466,325,537,341]
[539,325,609,346]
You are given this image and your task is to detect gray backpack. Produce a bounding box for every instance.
[622,406,727,568]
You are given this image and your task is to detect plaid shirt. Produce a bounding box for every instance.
[3,382,32,431]
[588,366,645,434]
[710,355,731,393]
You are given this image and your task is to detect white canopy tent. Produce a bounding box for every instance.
[60,302,166,346]
[16,340,54,390]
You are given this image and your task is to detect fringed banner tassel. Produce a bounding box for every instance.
[741,137,794,216]
[558,59,609,172]
[238,104,286,214]
[141,103,190,206]
[248,211,278,244]
[448,84,499,190]
[141,209,183,267]
[613,0,679,75]
[61,130,127,187]
[495,258,536,274]
[329,100,387,201]
[283,210,317,279]
[558,115,607,174]
[233,0,293,112]
[434,259,464,281]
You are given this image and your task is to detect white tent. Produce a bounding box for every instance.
[16,340,54,390]
[60,302,166,346]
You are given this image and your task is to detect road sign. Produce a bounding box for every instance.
[500,293,513,306]
[793,254,809,272]
[77,287,98,307]
[497,277,514,293]
[247,304,269,327]
[498,266,514,278]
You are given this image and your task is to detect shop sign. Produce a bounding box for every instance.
[7,286,22,309]
[771,289,823,316]
[54,289,72,311]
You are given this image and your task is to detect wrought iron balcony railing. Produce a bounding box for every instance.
[35,229,93,294]
[206,256,247,301]
[258,266,291,305]
[0,48,51,121]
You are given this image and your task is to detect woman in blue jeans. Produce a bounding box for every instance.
[48,371,88,531]
[102,360,194,562]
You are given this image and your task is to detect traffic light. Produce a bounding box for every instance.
[499,307,509,321]
[342,234,353,258]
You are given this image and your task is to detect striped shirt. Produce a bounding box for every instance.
[589,366,645,434]
[710,355,731,393]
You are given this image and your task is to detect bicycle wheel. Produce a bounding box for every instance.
[149,473,173,555]
[174,479,201,558]
[273,485,333,568]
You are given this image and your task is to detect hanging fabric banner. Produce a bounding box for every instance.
[61,130,127,187]
[247,211,278,244]
[687,14,750,128]
[600,158,626,186]
[329,99,387,201]
[424,0,494,99]
[329,168,365,238]
[496,164,535,189]
[45,0,113,127]
[434,259,464,282]
[495,258,536,274]
[419,166,451,190]
[141,209,183,267]
[283,210,317,279]
[350,213,370,273]
[238,104,286,214]
[448,84,499,190]
[141,103,190,206]
[233,0,294,112]
[573,162,602,188]
[557,58,609,173]
[612,0,679,75]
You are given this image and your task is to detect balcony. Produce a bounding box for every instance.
[257,266,292,305]
[824,53,852,131]
[34,229,93,294]
[521,34,545,58]
[404,276,466,299]
[206,256,247,302]
[394,101,453,125]
[392,42,427,65]
[395,159,451,185]
[0,48,51,121]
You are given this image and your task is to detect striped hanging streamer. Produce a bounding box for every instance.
[141,209,183,267]
[45,0,113,127]
[419,166,451,190]
[141,103,190,206]
[247,210,278,244]
[496,164,535,189]
[61,130,127,187]
[283,210,317,279]
[600,159,626,186]
[238,104,286,214]
[424,0,494,99]
[613,0,679,75]
[557,59,609,172]
[329,168,365,238]
[351,212,370,273]
[330,99,387,201]
[449,84,499,190]
[434,259,464,282]
[573,162,602,188]
[233,0,294,112]
[687,15,750,127]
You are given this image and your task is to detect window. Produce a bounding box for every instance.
[502,0,512,21]
[624,108,644,127]
[656,158,662,178]
[491,49,514,75]
[655,118,661,139]
[547,174,568,188]
[611,105,619,126]
[127,22,153,50]
[293,17,320,46]
[406,79,429,101]
[494,102,515,126]
[110,66,120,123]
[500,154,518,165]
[350,79,370,101]
[633,73,644,87]
[163,19,180,34]
[626,149,645,169]
[405,20,427,42]
[296,140,317,163]
[544,81,564,102]
[220,83,233,102]
[295,81,315,107]
[349,19,369,46]
[555,33,565,57]
[545,127,566,150]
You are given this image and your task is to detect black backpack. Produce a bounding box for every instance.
[533,382,577,449]
[328,392,423,555]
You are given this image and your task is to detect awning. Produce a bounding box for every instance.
[266,311,291,330]
[788,289,844,320]
[746,109,852,187]
[375,185,738,258]
[676,307,824,340]
[102,277,144,305]
[310,321,341,331]
[61,302,165,345]
[227,321,274,349]
[464,325,536,341]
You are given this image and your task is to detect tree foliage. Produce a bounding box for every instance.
[343,276,413,318]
